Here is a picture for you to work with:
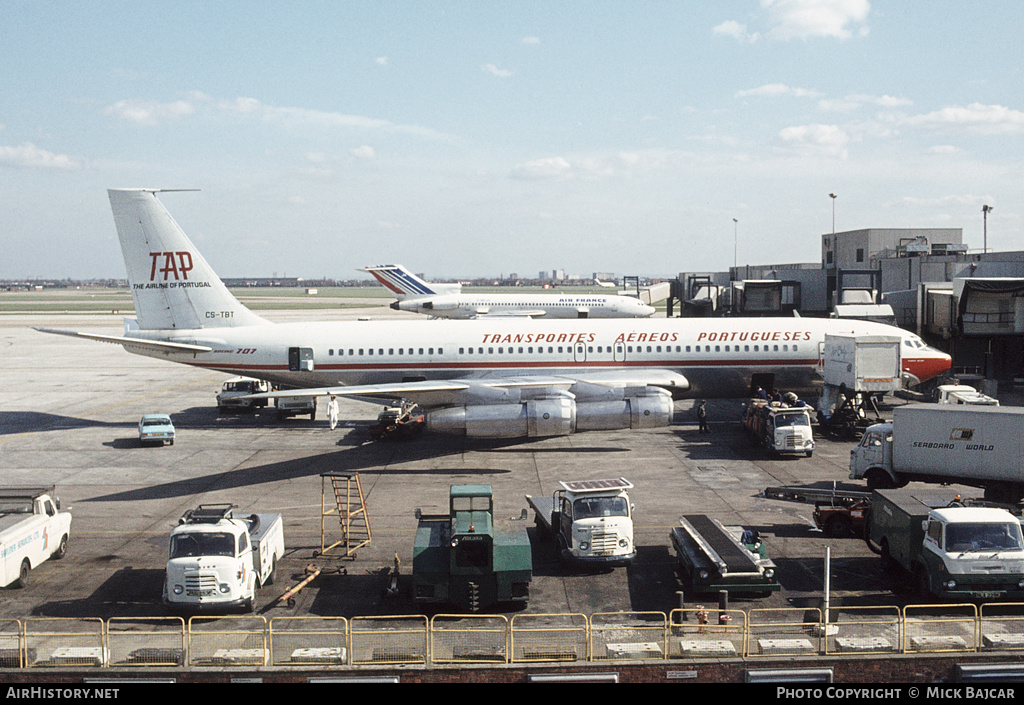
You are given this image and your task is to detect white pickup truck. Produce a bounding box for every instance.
[0,487,72,589]
[163,504,284,613]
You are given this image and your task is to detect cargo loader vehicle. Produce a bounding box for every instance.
[671,514,780,598]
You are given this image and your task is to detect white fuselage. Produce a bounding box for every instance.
[123,315,948,401]
[395,293,656,319]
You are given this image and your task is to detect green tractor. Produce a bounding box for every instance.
[412,485,532,612]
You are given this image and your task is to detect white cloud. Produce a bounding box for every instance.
[776,123,850,158]
[376,56,388,66]
[764,0,870,40]
[510,156,573,180]
[349,145,376,160]
[102,98,196,126]
[522,36,540,44]
[712,20,759,43]
[482,63,514,78]
[0,142,80,170]
[902,103,1024,136]
[818,93,913,112]
[101,93,455,141]
[735,83,823,99]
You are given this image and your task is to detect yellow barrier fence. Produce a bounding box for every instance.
[511,613,589,663]
[979,602,1024,651]
[23,618,105,668]
[903,603,978,653]
[187,615,268,667]
[430,614,509,664]
[0,620,22,668]
[669,607,748,658]
[349,615,428,665]
[822,605,901,656]
[269,616,349,666]
[2,604,1024,668]
[747,608,822,658]
[106,617,187,667]
[590,611,667,660]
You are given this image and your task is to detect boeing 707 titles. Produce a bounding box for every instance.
[362,263,657,319]
[37,189,952,439]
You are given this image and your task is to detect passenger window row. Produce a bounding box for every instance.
[323,344,798,357]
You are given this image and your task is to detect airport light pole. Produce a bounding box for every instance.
[733,218,738,270]
[982,204,992,254]
[829,193,837,308]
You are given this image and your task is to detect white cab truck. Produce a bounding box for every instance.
[850,404,1024,503]
[0,487,72,589]
[866,489,1024,601]
[742,400,815,457]
[163,504,284,613]
[526,478,635,565]
[217,376,271,412]
[935,384,999,406]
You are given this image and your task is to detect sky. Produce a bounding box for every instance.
[2,1,1023,281]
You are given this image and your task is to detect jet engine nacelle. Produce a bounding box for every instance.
[398,295,460,312]
[425,386,674,438]
[576,387,673,431]
[427,396,575,438]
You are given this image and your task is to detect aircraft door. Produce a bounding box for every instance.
[289,347,315,372]
[613,342,627,362]
[573,342,587,363]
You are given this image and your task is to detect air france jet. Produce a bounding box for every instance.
[362,263,657,319]
[37,189,952,439]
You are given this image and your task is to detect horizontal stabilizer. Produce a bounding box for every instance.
[34,328,213,354]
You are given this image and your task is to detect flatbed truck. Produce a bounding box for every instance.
[0,487,71,589]
[526,478,635,565]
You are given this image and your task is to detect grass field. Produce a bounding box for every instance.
[0,285,636,314]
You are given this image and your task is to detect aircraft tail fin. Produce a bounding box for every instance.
[361,264,460,298]
[108,189,267,330]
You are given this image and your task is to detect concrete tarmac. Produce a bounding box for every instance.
[0,308,976,623]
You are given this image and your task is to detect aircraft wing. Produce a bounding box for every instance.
[471,310,548,319]
[35,328,214,354]
[249,369,689,409]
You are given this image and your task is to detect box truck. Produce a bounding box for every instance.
[850,405,1024,504]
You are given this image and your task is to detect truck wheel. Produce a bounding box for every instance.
[265,557,277,586]
[52,534,68,559]
[866,469,895,491]
[17,560,30,589]
[879,539,896,573]
[915,566,932,599]
[824,515,851,538]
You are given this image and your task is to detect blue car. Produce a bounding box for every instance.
[139,414,175,446]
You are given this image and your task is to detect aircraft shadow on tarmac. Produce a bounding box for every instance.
[82,431,636,503]
[0,411,135,436]
[32,567,167,620]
